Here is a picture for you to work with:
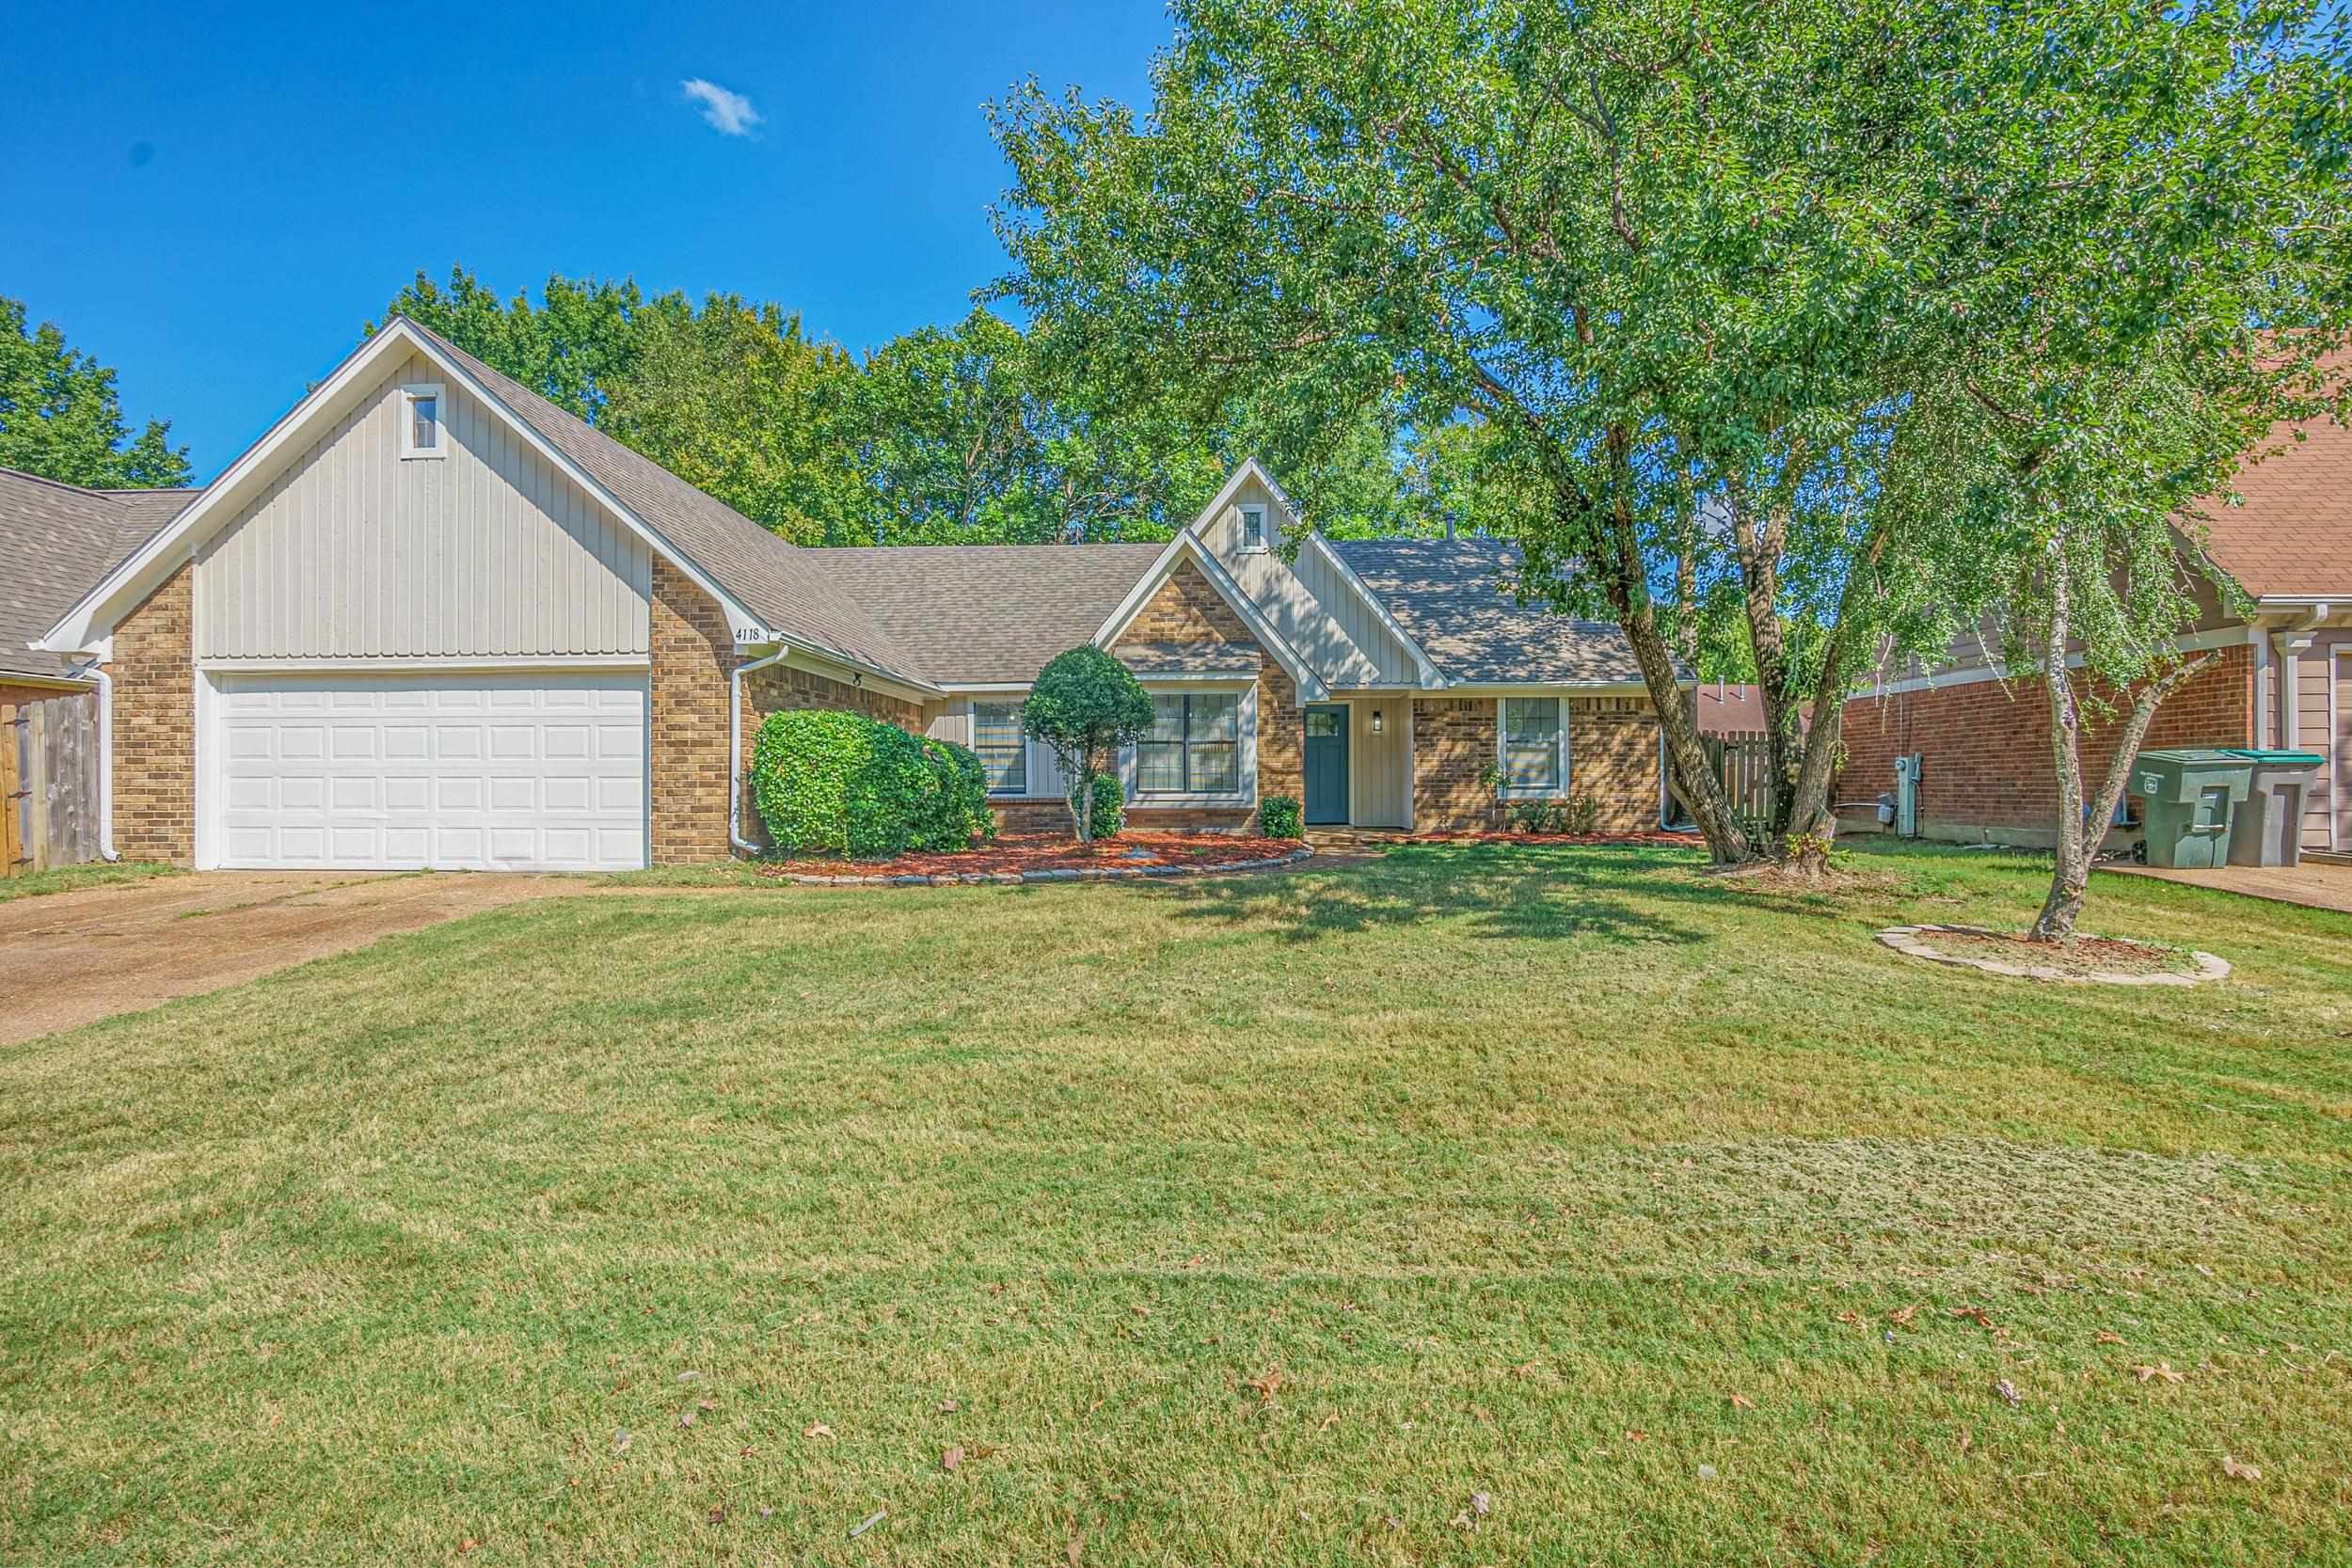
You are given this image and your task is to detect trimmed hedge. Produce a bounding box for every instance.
[1259,794,1303,839]
[749,708,993,859]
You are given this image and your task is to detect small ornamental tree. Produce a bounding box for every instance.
[1023,647,1153,843]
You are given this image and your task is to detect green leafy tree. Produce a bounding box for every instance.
[0,296,190,488]
[1022,647,1154,843]
[989,0,1987,864]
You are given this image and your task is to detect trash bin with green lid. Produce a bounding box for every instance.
[2219,749,2325,867]
[2130,750,2254,869]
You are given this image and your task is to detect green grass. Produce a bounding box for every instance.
[0,859,180,904]
[3,843,2348,1565]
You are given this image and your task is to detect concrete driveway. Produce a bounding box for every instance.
[0,871,601,1047]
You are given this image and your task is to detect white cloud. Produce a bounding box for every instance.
[680,78,760,137]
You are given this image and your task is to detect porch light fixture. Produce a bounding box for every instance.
[1372,709,1385,734]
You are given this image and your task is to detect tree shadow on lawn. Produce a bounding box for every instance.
[1146,841,1725,946]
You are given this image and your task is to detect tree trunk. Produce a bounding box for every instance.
[2031,642,2217,942]
[1073,752,1097,845]
[1591,458,1754,864]
[1726,478,1801,837]
[2029,564,2090,942]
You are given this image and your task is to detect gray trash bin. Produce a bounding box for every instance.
[2220,749,2325,867]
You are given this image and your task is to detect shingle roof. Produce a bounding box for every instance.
[1,468,196,683]
[1326,536,1650,685]
[2193,413,2352,599]
[403,319,930,686]
[815,543,1166,684]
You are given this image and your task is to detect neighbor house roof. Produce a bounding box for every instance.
[1326,536,1650,685]
[2193,412,2352,600]
[1694,683,1812,736]
[815,542,1167,684]
[0,468,196,684]
[404,321,931,688]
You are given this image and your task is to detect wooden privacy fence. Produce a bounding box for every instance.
[3,692,101,877]
[1673,730,1776,825]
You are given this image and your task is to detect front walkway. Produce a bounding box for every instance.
[2099,859,2352,915]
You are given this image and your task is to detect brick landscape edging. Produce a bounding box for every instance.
[1875,923,2231,988]
[770,845,1316,888]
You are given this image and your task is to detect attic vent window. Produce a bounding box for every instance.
[1239,503,1267,551]
[401,384,445,459]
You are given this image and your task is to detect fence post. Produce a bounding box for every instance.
[2,705,23,878]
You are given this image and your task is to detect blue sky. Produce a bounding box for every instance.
[0,0,1168,481]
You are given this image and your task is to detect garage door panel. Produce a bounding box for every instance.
[214,672,648,871]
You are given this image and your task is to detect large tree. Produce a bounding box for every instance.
[1895,2,2352,940]
[0,296,190,488]
[990,0,1989,864]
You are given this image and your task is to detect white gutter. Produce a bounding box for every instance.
[75,658,120,863]
[728,647,789,857]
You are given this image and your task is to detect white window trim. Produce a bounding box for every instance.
[1237,502,1269,553]
[400,382,447,460]
[1495,694,1570,800]
[1120,680,1260,805]
[969,698,1030,798]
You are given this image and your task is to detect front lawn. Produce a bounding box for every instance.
[0,859,180,904]
[3,844,2347,1564]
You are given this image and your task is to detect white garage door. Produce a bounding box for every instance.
[211,672,648,871]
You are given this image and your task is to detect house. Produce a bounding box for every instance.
[1839,413,2352,852]
[24,316,1676,872]
[0,468,194,707]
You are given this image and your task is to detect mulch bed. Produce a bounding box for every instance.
[757,831,1311,887]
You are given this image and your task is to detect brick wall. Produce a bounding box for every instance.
[107,563,195,863]
[650,558,926,862]
[648,558,737,863]
[1410,692,1663,832]
[1112,561,1303,835]
[1837,641,2255,846]
[1112,560,1253,650]
[1412,697,1498,832]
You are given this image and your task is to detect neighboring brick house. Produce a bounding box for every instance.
[1838,413,2352,853]
[25,316,1676,871]
[0,468,193,708]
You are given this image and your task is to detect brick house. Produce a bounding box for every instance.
[1839,414,2352,853]
[24,317,1675,871]
[0,468,194,708]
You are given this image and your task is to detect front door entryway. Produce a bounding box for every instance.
[1304,705,1350,824]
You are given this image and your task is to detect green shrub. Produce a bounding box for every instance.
[1025,648,1154,843]
[1070,771,1124,838]
[749,709,989,859]
[1565,794,1603,835]
[1259,794,1303,839]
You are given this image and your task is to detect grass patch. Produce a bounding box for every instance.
[0,859,181,904]
[3,843,2348,1564]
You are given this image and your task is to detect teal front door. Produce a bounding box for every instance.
[1304,705,1349,824]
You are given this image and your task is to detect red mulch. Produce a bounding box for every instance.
[758,831,1303,879]
[1930,928,2194,977]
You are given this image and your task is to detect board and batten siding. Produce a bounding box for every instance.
[1290,543,1422,686]
[195,352,652,662]
[925,697,1069,799]
[1350,696,1410,829]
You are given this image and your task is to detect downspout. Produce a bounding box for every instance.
[729,646,788,857]
[78,658,120,863]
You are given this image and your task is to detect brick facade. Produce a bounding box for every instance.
[649,556,925,862]
[648,558,738,863]
[1110,560,1303,834]
[1837,641,2255,847]
[106,563,195,863]
[1410,691,1662,832]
